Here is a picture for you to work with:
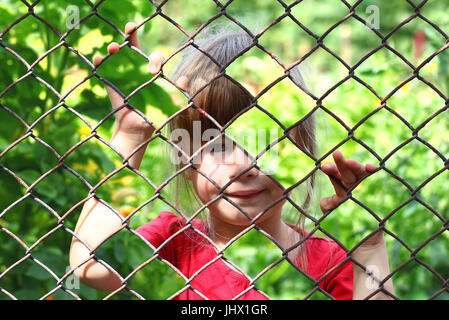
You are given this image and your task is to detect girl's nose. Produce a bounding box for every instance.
[227,146,260,181]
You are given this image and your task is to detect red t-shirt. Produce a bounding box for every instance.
[136,211,353,300]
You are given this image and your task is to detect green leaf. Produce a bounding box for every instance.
[143,83,179,117]
[25,263,54,281]
[20,169,41,186]
[79,284,98,300]
[76,89,112,124]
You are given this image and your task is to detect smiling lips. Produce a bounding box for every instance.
[225,189,264,200]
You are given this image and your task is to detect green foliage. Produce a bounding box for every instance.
[1,0,449,300]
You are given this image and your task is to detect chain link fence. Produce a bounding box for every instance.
[1,0,448,300]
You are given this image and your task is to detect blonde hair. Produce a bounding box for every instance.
[167,26,318,273]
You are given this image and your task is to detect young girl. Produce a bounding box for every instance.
[69,22,395,300]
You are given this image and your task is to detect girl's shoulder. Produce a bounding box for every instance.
[135,211,206,245]
[137,210,203,230]
[286,222,352,296]
[151,210,187,228]
[286,222,346,258]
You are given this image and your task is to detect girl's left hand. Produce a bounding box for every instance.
[319,150,377,213]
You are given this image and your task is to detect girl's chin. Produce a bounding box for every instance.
[211,206,282,226]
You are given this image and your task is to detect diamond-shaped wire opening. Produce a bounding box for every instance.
[321,13,382,67]
[388,15,448,66]
[388,257,447,300]
[160,0,223,36]
[384,139,446,190]
[318,195,381,247]
[1,74,60,126]
[312,109,353,158]
[386,198,446,251]
[352,105,414,160]
[0,255,69,300]
[415,168,449,222]
[222,227,283,279]
[386,78,446,129]
[95,0,154,33]
[296,46,350,98]
[359,1,416,36]
[255,258,320,300]
[0,194,61,246]
[257,75,316,127]
[416,1,449,39]
[224,107,282,158]
[225,45,285,97]
[354,47,416,98]
[290,0,351,38]
[270,137,317,189]
[255,11,317,67]
[349,166,416,221]
[2,0,449,301]
[322,77,381,129]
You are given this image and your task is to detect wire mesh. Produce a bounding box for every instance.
[0,0,448,300]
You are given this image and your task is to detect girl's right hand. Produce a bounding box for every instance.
[92,22,169,136]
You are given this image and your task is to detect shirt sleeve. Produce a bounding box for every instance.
[135,211,184,262]
[321,242,353,300]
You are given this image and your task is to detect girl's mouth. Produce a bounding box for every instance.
[225,189,265,200]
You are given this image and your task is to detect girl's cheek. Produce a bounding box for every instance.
[194,167,218,199]
[199,158,220,182]
[193,177,210,205]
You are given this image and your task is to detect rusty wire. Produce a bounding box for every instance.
[0,0,449,300]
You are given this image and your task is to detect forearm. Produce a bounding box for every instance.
[104,84,155,170]
[70,122,152,290]
[70,198,125,291]
[110,128,153,170]
[352,239,395,300]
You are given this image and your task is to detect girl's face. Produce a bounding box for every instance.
[188,136,286,226]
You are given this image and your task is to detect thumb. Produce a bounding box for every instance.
[320,195,342,213]
[125,22,140,49]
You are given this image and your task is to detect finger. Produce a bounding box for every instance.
[93,42,119,67]
[125,22,141,49]
[365,163,378,173]
[176,76,189,91]
[107,42,120,55]
[320,194,343,213]
[346,158,366,179]
[322,162,347,198]
[148,50,165,74]
[333,150,357,186]
[321,162,342,180]
[346,159,378,181]
[93,55,103,67]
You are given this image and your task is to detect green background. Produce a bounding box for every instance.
[1,0,448,300]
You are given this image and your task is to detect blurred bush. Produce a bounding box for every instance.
[1,0,448,300]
